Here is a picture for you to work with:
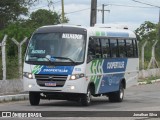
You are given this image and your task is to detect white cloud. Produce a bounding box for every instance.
[64,4,90,26]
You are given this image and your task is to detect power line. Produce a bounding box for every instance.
[53,0,61,4]
[131,0,160,8]
[107,3,156,8]
[29,1,159,15]
[65,3,157,15]
[65,5,102,15]
[30,5,48,10]
[66,5,104,15]
[131,0,160,41]
[30,0,61,11]
[65,8,91,15]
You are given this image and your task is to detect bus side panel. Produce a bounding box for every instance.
[124,58,139,88]
[98,73,125,94]
[86,58,128,94]
[86,59,103,94]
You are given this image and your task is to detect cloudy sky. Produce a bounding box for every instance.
[31,0,160,30]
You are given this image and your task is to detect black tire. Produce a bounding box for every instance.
[108,83,124,102]
[29,92,40,106]
[81,87,92,106]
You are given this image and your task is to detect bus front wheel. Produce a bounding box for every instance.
[108,83,124,102]
[81,87,92,106]
[29,92,40,106]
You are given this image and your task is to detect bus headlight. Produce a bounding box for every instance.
[23,72,33,79]
[70,73,85,80]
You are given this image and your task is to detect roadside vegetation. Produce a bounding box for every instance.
[138,76,160,84]
[0,0,68,79]
[135,21,160,70]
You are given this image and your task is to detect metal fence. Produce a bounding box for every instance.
[0,35,27,80]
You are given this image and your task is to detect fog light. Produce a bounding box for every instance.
[70,86,75,90]
[28,84,32,88]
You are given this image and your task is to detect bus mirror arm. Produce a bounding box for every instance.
[26,38,30,46]
[26,35,32,46]
[87,55,93,63]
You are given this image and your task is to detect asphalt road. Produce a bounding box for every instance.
[0,82,160,120]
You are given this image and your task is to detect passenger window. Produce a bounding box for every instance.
[118,40,126,58]
[133,39,138,57]
[101,39,110,58]
[110,39,118,58]
[126,40,134,57]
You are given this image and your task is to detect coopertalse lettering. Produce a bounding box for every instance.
[107,61,125,69]
[43,69,68,73]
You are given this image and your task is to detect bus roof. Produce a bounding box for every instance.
[35,24,136,38]
[87,27,136,38]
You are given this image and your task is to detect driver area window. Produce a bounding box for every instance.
[88,38,101,61]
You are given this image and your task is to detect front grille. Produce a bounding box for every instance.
[35,74,68,87]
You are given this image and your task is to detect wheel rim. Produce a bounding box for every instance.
[87,90,91,103]
[120,88,124,99]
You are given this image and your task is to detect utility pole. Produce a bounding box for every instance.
[90,0,97,26]
[61,0,65,23]
[158,8,160,41]
[98,4,110,24]
[102,4,105,24]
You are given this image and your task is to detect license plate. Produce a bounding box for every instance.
[45,82,56,86]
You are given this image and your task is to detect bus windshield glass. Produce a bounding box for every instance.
[25,33,86,63]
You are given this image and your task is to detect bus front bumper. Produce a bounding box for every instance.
[23,77,88,94]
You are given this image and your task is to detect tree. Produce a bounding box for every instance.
[0,1,69,79]
[135,21,160,69]
[28,9,69,29]
[0,0,38,30]
[135,21,157,41]
[29,9,60,27]
[0,9,69,57]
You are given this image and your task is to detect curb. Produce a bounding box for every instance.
[138,79,160,85]
[0,94,29,103]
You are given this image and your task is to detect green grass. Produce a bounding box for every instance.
[138,76,160,84]
[0,56,19,80]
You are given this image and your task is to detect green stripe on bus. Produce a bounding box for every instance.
[90,60,103,74]
[96,31,100,36]
[32,65,41,74]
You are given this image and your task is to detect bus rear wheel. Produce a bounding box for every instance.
[29,92,40,106]
[108,83,124,102]
[81,87,92,106]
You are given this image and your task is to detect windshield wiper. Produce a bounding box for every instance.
[51,56,77,65]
